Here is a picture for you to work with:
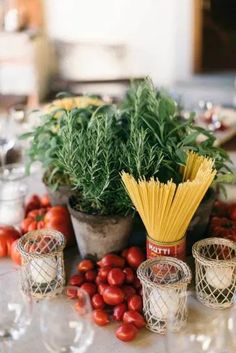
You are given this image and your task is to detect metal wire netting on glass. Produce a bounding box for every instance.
[18,229,66,299]
[137,257,192,334]
[192,237,236,309]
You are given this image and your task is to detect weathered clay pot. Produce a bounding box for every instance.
[45,184,72,206]
[186,188,216,255]
[43,172,72,206]
[68,197,133,259]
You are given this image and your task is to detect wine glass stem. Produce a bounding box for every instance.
[1,340,12,353]
[0,148,7,168]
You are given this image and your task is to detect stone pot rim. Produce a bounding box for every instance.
[68,195,132,222]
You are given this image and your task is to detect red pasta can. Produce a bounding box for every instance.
[146,235,186,261]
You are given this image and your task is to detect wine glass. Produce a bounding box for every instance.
[0,115,15,167]
[0,269,33,353]
[166,291,225,353]
[40,286,94,353]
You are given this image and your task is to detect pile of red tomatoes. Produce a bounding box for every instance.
[209,200,236,242]
[68,246,146,342]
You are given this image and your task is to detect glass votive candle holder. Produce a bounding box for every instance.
[17,229,66,299]
[0,181,27,226]
[137,256,192,334]
[192,237,236,309]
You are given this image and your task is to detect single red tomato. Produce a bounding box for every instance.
[68,274,85,287]
[126,247,145,269]
[80,283,97,298]
[44,206,75,246]
[97,254,125,268]
[91,293,105,309]
[25,194,41,215]
[123,267,135,284]
[0,225,21,257]
[84,270,97,282]
[66,287,78,299]
[77,259,94,272]
[98,266,112,281]
[230,204,236,221]
[115,323,138,342]
[40,194,51,208]
[121,248,129,258]
[133,276,141,289]
[128,295,143,312]
[103,286,125,306]
[92,309,110,326]
[107,268,125,286]
[122,285,136,299]
[10,239,21,265]
[98,283,109,296]
[95,276,105,285]
[123,310,145,329]
[113,303,127,321]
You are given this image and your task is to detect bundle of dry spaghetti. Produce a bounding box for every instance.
[121,152,216,243]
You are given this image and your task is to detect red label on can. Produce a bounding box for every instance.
[146,236,186,261]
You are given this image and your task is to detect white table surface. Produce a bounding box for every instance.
[0,166,235,353]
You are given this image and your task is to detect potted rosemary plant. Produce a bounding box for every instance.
[22,96,104,205]
[57,105,133,258]
[120,78,233,251]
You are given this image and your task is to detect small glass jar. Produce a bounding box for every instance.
[0,181,26,226]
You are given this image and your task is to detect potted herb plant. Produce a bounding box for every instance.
[120,78,233,251]
[22,95,104,205]
[57,105,133,259]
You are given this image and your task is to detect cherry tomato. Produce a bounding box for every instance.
[68,274,85,287]
[92,309,110,326]
[126,247,145,269]
[230,204,236,221]
[98,283,109,295]
[80,283,97,298]
[121,248,129,258]
[97,254,125,268]
[98,266,112,281]
[133,276,141,289]
[115,323,138,342]
[96,276,106,285]
[123,310,145,329]
[78,259,94,272]
[85,270,97,282]
[25,194,41,215]
[91,293,105,310]
[128,295,143,312]
[66,287,78,299]
[122,285,136,299]
[113,303,127,321]
[123,267,135,284]
[103,286,125,306]
[107,268,125,286]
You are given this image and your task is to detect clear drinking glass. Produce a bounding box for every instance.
[0,269,33,353]
[40,286,94,353]
[166,291,225,353]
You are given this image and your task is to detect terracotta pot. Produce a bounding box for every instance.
[68,197,133,259]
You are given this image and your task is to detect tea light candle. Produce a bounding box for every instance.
[0,182,25,225]
[205,267,233,289]
[30,257,57,284]
[149,288,179,319]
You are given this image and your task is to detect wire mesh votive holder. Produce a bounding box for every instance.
[137,256,192,334]
[192,237,236,309]
[18,229,66,299]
